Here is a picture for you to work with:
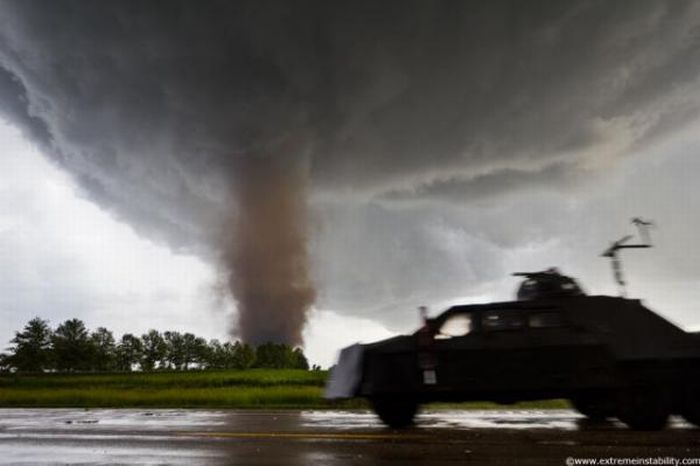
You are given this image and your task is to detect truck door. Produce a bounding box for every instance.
[479,309,536,390]
[429,312,486,392]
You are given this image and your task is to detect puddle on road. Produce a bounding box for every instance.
[0,408,227,432]
[299,409,694,431]
[299,409,581,430]
[0,442,221,466]
[0,408,694,435]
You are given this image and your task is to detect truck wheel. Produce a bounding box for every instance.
[616,388,670,431]
[370,396,418,428]
[680,387,700,427]
[570,392,615,421]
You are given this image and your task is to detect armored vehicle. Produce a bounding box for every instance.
[325,268,700,430]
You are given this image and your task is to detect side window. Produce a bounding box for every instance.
[529,311,564,328]
[435,314,473,339]
[482,310,524,331]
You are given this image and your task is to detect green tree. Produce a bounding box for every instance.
[52,319,92,372]
[204,339,226,369]
[232,342,256,369]
[255,343,293,368]
[141,330,166,371]
[254,343,309,369]
[90,327,116,371]
[292,348,309,370]
[181,333,199,370]
[0,353,11,372]
[115,333,143,371]
[215,341,245,369]
[163,331,186,370]
[209,341,234,369]
[188,335,210,370]
[5,317,53,372]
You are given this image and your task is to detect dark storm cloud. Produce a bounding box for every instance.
[1,0,700,338]
[380,163,577,204]
[2,1,700,205]
[0,66,52,152]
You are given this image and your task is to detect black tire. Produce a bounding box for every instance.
[616,388,671,431]
[680,386,700,427]
[570,392,615,422]
[370,396,418,428]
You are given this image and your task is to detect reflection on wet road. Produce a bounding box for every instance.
[0,409,698,465]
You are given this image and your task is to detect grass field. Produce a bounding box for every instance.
[0,369,345,408]
[0,370,569,409]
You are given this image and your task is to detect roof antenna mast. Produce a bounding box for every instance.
[601,218,654,297]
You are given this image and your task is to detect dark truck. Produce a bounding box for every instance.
[325,269,700,430]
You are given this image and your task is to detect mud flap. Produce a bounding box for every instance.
[324,344,364,399]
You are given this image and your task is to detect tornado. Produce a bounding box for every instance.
[223,153,315,346]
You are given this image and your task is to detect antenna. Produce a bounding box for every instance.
[631,217,654,245]
[601,218,654,297]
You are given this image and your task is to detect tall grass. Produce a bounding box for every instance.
[0,369,367,409]
[0,370,567,409]
[0,369,326,389]
[0,386,336,408]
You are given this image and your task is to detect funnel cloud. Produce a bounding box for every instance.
[224,152,315,345]
[1,1,700,342]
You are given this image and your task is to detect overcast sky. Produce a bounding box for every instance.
[2,1,700,366]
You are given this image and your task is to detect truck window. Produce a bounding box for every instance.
[528,311,563,328]
[482,310,524,331]
[435,314,472,339]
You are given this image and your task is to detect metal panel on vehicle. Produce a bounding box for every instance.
[324,344,364,399]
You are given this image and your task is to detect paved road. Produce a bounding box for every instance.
[1,409,699,465]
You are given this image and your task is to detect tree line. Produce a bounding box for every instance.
[0,317,313,373]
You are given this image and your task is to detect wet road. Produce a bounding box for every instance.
[1,409,699,465]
